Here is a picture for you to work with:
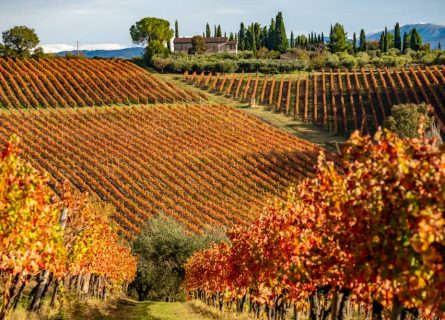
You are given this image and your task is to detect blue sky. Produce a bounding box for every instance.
[0,0,444,51]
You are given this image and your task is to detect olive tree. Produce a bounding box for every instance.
[130,17,173,62]
[384,103,434,138]
[0,26,40,57]
[128,216,224,301]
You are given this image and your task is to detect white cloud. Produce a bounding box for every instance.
[41,43,129,53]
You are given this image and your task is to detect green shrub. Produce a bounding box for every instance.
[384,103,434,138]
[128,217,224,302]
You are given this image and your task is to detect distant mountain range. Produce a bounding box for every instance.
[56,47,144,59]
[368,23,445,48]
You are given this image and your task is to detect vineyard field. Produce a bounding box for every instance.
[0,104,326,239]
[185,66,445,135]
[0,58,202,108]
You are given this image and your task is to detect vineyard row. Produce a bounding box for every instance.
[0,104,326,238]
[0,58,201,108]
[184,66,445,135]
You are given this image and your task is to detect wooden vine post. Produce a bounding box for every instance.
[361,68,378,132]
[330,69,338,135]
[242,74,253,101]
[295,79,301,120]
[251,74,260,105]
[235,73,245,99]
[225,74,237,96]
[353,69,368,134]
[260,75,269,104]
[268,76,276,106]
[285,78,292,115]
[276,76,285,112]
[313,74,318,125]
[345,69,358,131]
[337,69,347,133]
[369,68,387,121]
[322,69,327,128]
[303,76,309,123]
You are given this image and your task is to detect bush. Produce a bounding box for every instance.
[128,217,224,301]
[356,52,370,68]
[326,54,340,68]
[421,52,439,65]
[384,103,434,138]
[338,52,358,69]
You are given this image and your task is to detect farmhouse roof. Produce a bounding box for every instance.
[173,37,232,44]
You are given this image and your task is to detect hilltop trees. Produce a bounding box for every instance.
[275,12,288,52]
[359,29,367,51]
[190,35,206,54]
[130,17,173,61]
[410,28,422,51]
[0,26,42,58]
[205,23,211,38]
[394,22,402,50]
[174,20,179,38]
[329,23,349,53]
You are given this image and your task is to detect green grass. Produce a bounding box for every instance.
[57,298,254,320]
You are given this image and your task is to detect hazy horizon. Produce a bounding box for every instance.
[1,0,444,52]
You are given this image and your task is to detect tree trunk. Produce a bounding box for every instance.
[29,270,51,311]
[81,273,91,299]
[372,300,384,320]
[337,288,351,320]
[309,291,320,320]
[13,278,28,310]
[0,273,13,320]
[331,290,340,320]
[391,297,403,320]
[50,281,59,307]
[293,303,301,320]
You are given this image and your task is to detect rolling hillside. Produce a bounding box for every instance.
[0,104,325,239]
[0,58,201,108]
[185,67,445,136]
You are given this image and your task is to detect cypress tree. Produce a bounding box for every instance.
[353,32,357,53]
[239,23,246,50]
[267,19,276,50]
[290,31,295,48]
[229,32,234,41]
[275,12,288,52]
[205,23,211,38]
[383,27,389,52]
[439,42,442,50]
[394,22,402,51]
[359,29,366,51]
[175,20,179,38]
[260,26,268,48]
[379,32,385,52]
[329,24,334,51]
[250,24,257,54]
[402,32,409,53]
[216,25,222,37]
[321,32,324,44]
[254,23,261,50]
[410,28,422,51]
[214,25,217,37]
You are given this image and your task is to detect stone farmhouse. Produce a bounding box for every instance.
[173,37,238,54]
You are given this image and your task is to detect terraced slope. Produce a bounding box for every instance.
[0,58,202,108]
[0,104,325,238]
[185,67,445,135]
